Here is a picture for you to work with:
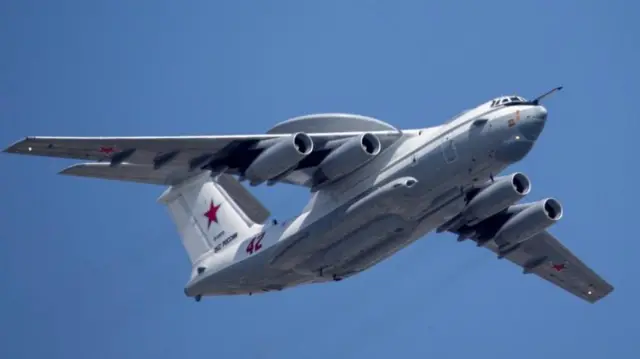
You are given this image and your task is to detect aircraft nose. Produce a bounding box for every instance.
[534,105,548,120]
[518,105,547,141]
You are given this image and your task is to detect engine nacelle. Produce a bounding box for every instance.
[244,132,314,184]
[317,133,382,181]
[493,198,563,248]
[464,172,531,226]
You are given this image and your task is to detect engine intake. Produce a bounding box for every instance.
[493,198,563,248]
[317,133,382,181]
[244,132,314,184]
[543,198,563,220]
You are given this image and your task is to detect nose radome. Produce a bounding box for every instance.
[535,105,548,120]
[518,105,548,141]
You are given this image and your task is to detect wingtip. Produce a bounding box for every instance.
[587,284,614,304]
[3,137,51,155]
[3,137,30,154]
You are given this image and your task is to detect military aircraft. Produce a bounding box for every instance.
[3,87,614,303]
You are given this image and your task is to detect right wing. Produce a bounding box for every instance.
[4,130,404,188]
[445,203,613,303]
[470,230,613,303]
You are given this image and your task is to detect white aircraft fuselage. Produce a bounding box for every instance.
[185,98,549,297]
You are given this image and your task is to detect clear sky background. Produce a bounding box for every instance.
[1,1,638,358]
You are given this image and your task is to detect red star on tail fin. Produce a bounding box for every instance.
[204,201,222,229]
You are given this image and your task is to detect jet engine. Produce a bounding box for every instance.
[317,133,382,181]
[463,172,531,226]
[244,132,314,185]
[492,198,563,249]
[437,172,531,233]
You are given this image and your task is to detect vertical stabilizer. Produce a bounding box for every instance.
[157,171,264,265]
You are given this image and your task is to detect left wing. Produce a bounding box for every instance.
[450,227,613,303]
[3,130,403,188]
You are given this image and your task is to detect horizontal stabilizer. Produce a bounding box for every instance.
[60,162,201,186]
[62,163,270,224]
[215,173,271,225]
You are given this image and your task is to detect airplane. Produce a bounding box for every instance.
[3,86,614,303]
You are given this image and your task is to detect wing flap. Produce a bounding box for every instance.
[481,231,613,303]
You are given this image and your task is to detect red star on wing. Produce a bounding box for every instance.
[99,146,116,155]
[204,201,222,229]
[551,263,567,272]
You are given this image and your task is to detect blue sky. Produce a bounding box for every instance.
[1,1,638,358]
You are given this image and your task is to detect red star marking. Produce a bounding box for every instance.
[203,201,222,229]
[552,263,566,272]
[99,146,116,154]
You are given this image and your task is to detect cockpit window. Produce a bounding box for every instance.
[490,95,528,108]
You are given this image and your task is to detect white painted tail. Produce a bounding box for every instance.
[157,172,268,265]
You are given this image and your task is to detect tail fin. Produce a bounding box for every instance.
[157,172,269,265]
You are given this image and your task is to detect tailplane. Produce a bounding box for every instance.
[157,172,268,266]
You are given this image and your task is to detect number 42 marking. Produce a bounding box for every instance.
[245,232,265,255]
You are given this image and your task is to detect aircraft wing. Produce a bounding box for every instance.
[3,130,403,188]
[460,229,613,303]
